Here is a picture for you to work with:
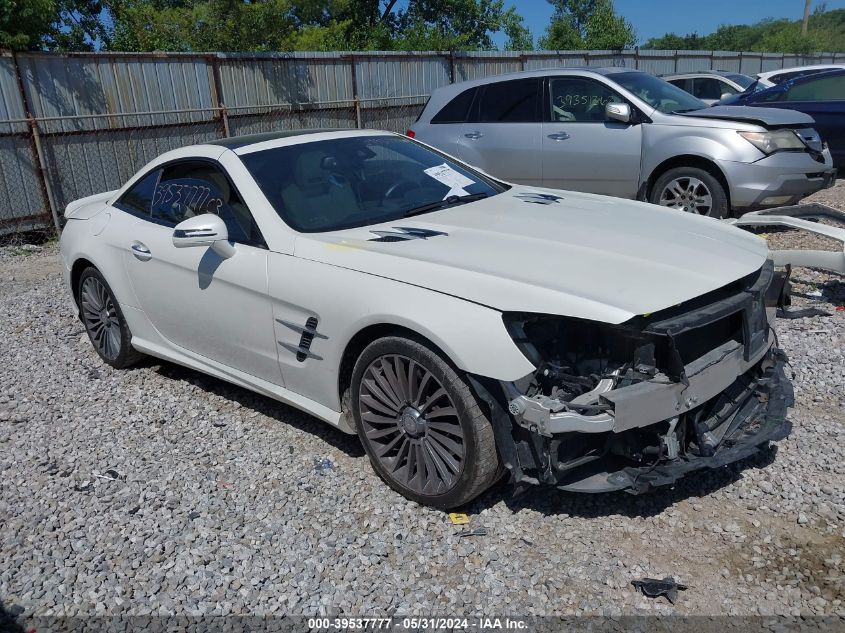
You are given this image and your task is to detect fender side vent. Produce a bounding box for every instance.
[296,316,320,362]
[277,317,324,361]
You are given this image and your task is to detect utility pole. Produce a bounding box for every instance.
[802,0,812,36]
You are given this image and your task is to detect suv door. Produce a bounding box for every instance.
[117,159,282,384]
[456,77,542,185]
[542,75,642,197]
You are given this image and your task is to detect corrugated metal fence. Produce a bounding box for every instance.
[1,48,842,236]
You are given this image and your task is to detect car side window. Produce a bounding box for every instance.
[115,170,161,217]
[477,79,540,123]
[431,87,477,124]
[548,77,625,122]
[668,78,692,93]
[692,77,731,100]
[785,75,844,101]
[150,161,264,247]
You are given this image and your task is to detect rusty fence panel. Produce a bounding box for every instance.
[0,48,841,238]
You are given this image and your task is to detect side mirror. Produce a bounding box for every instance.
[606,102,632,124]
[721,92,732,101]
[172,214,235,258]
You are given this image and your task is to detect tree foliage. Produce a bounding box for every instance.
[1,0,107,50]
[643,7,845,54]
[103,0,533,52]
[539,0,635,50]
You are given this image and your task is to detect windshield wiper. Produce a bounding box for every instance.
[671,108,701,114]
[401,193,488,218]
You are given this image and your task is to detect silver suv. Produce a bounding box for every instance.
[409,68,835,217]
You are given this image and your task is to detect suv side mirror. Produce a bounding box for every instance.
[606,102,632,124]
[172,214,235,258]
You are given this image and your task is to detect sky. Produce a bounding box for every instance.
[494,0,845,47]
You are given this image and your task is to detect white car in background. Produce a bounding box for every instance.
[59,129,793,508]
[753,64,845,90]
[662,70,755,105]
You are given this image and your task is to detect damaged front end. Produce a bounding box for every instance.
[471,260,794,494]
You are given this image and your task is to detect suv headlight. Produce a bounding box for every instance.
[738,130,806,154]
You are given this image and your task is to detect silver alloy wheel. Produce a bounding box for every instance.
[358,354,465,495]
[80,276,121,361]
[658,176,713,215]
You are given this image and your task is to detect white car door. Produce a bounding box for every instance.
[541,76,642,197]
[118,159,282,385]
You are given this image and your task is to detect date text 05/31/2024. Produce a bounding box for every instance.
[307,617,529,630]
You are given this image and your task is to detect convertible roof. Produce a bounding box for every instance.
[207,128,354,150]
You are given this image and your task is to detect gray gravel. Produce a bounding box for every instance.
[0,189,843,620]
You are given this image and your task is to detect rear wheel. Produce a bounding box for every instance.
[351,336,499,509]
[77,267,144,369]
[650,166,728,218]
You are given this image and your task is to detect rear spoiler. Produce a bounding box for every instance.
[727,204,845,275]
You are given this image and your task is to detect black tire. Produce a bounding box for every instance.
[351,336,499,509]
[650,166,729,218]
[77,266,144,369]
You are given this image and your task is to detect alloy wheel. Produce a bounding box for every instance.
[80,276,122,361]
[658,176,713,215]
[358,354,466,496]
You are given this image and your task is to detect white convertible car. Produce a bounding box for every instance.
[59,129,793,508]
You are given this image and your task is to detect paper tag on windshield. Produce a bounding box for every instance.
[424,163,475,199]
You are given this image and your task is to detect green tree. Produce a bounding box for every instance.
[643,8,845,53]
[103,0,532,52]
[1,0,107,50]
[539,0,635,50]
[396,0,530,50]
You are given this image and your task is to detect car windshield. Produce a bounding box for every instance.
[612,71,707,113]
[240,135,503,233]
[726,73,754,89]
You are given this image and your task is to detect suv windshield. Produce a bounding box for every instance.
[240,135,503,233]
[612,71,707,114]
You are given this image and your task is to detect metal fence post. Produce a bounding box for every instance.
[347,54,362,129]
[449,51,456,83]
[209,55,230,137]
[10,51,61,234]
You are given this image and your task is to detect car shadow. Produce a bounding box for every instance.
[132,357,365,458]
[789,277,845,306]
[467,444,779,519]
[123,357,780,515]
[0,600,25,633]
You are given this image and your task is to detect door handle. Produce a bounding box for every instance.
[464,131,483,139]
[130,241,152,261]
[547,132,571,141]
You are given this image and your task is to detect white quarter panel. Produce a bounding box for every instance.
[122,220,282,385]
[267,252,536,412]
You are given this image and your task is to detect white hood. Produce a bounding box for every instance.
[294,187,768,324]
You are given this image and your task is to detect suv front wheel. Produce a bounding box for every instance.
[650,166,729,218]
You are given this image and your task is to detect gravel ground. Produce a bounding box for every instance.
[0,188,843,622]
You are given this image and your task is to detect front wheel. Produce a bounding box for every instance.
[351,336,499,509]
[77,267,144,369]
[650,167,728,218]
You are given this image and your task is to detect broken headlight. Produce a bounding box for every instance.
[502,313,655,403]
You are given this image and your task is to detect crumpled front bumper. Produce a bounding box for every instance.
[559,351,793,494]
